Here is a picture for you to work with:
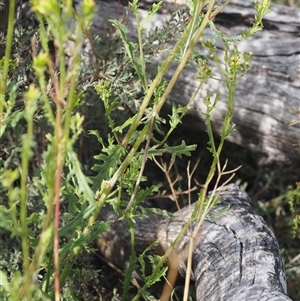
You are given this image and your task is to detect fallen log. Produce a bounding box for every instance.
[97,184,291,300]
[85,0,300,165]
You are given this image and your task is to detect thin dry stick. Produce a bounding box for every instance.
[155,154,182,301]
[183,233,194,301]
[214,159,241,190]
[193,160,241,238]
[160,158,201,301]
[145,187,197,200]
[152,155,182,215]
[187,158,201,206]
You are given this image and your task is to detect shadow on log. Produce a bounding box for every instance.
[97,184,291,300]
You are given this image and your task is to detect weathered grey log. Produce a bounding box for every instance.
[84,0,300,165]
[97,184,291,300]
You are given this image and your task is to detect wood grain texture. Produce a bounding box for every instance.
[83,0,300,165]
[97,184,291,300]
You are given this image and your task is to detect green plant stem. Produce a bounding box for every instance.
[63,29,82,142]
[204,81,236,189]
[152,0,218,116]
[120,16,192,149]
[210,0,231,19]
[0,0,15,129]
[182,0,205,57]
[20,140,32,301]
[19,189,55,298]
[50,34,84,301]
[125,116,155,212]
[133,0,148,90]
[190,75,237,244]
[122,221,136,301]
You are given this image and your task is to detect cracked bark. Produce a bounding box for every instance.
[97,184,291,301]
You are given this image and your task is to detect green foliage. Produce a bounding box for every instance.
[2,0,295,301]
[289,184,300,238]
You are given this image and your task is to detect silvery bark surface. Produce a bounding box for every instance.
[97,184,291,300]
[77,0,300,165]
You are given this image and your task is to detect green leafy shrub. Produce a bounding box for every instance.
[3,1,297,301]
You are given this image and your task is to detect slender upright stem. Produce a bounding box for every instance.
[0,0,15,130]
